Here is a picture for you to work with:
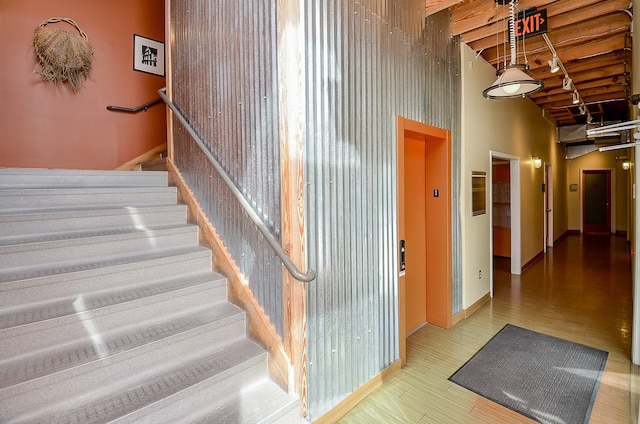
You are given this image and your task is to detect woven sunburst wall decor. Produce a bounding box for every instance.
[33,17,93,92]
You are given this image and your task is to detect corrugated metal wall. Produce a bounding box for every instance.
[169,0,286,335]
[168,0,461,420]
[303,1,461,419]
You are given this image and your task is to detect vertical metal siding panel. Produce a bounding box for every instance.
[305,0,460,419]
[170,0,284,336]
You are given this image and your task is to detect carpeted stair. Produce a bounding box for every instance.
[0,168,300,424]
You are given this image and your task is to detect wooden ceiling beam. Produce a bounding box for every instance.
[534,69,628,95]
[580,86,628,100]
[535,88,628,113]
[528,51,630,81]
[550,109,573,118]
[532,76,630,99]
[425,0,464,16]
[450,0,557,37]
[581,92,628,104]
[469,13,630,54]
[534,87,627,108]
[536,94,628,114]
[565,64,628,86]
[562,52,630,76]
[459,0,629,44]
[482,33,629,69]
[524,35,629,71]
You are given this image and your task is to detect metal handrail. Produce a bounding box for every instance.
[106,97,163,113]
[158,87,316,283]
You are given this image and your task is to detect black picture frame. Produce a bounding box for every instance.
[133,34,165,77]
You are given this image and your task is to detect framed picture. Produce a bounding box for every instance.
[133,34,165,77]
[471,171,487,216]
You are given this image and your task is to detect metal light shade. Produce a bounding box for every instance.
[483,0,544,100]
[483,64,544,99]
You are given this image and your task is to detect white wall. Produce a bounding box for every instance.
[460,44,567,309]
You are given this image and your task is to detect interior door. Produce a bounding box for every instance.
[582,170,611,233]
[404,137,427,335]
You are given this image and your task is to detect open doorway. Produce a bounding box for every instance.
[491,159,511,259]
[489,151,521,297]
[397,117,452,365]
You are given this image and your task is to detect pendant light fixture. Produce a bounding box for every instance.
[483,0,544,99]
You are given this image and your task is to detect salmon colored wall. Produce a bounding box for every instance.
[0,0,166,170]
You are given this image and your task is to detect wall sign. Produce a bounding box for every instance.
[513,9,547,40]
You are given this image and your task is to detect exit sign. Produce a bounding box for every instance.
[513,9,547,40]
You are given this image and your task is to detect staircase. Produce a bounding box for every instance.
[0,168,300,423]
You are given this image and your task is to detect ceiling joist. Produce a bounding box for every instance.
[427,0,633,126]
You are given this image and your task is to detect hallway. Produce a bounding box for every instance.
[339,233,635,423]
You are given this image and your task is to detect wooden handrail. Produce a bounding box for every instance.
[106,97,163,113]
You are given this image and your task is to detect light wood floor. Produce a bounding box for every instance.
[338,233,638,423]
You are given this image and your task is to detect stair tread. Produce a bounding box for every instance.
[0,169,168,189]
[0,204,185,219]
[194,379,300,424]
[0,232,201,279]
[0,301,243,389]
[0,278,230,348]
[3,339,265,424]
[0,245,211,284]
[0,187,175,195]
[0,271,226,330]
[0,187,178,213]
[0,223,195,247]
[123,377,298,424]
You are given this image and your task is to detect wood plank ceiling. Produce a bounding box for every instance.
[426,0,633,127]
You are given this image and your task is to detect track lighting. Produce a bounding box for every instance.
[579,104,586,115]
[548,56,560,74]
[562,77,572,91]
[572,91,580,105]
